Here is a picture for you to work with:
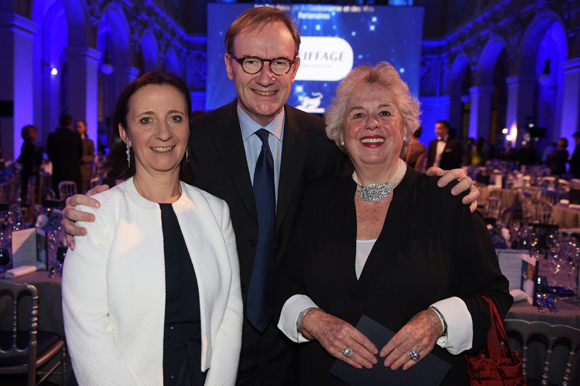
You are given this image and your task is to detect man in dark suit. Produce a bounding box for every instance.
[61,8,479,386]
[47,114,83,197]
[427,120,462,170]
[569,132,580,178]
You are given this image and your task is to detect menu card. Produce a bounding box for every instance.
[330,315,451,386]
[12,228,48,269]
[496,249,536,304]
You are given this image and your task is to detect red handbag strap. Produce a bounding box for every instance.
[478,292,517,362]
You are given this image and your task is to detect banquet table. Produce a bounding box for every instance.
[552,203,580,228]
[0,270,70,381]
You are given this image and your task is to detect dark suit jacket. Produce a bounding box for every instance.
[428,138,462,170]
[570,146,580,177]
[274,168,512,386]
[190,100,346,383]
[47,128,83,195]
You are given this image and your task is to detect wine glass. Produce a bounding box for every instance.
[548,247,562,286]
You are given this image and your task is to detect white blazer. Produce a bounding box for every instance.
[63,178,243,386]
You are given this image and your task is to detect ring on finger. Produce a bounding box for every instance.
[409,349,420,361]
[343,347,353,358]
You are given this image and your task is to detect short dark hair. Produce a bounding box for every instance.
[573,132,580,139]
[413,126,423,139]
[100,72,193,182]
[21,125,37,141]
[436,120,450,130]
[225,7,301,57]
[59,114,73,127]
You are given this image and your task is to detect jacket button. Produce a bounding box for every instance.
[249,239,256,247]
[171,374,176,379]
[170,324,174,330]
[241,285,247,294]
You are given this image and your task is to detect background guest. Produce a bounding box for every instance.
[569,132,580,178]
[403,126,427,172]
[47,114,82,197]
[547,137,569,176]
[275,62,511,386]
[17,125,43,202]
[471,137,489,167]
[519,141,538,167]
[74,120,95,192]
[427,120,462,169]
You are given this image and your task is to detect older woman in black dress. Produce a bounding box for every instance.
[275,62,511,385]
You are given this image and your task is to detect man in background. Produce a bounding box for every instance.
[427,120,462,170]
[47,114,82,197]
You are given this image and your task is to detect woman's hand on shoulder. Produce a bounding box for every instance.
[302,310,378,370]
[62,185,109,249]
[379,309,442,371]
[425,167,479,212]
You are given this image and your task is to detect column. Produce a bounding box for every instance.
[505,75,536,143]
[66,47,101,142]
[468,85,495,140]
[0,13,36,161]
[561,58,580,139]
[112,66,140,101]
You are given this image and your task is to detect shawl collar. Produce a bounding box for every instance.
[210,100,258,224]
[332,167,419,298]
[276,105,310,233]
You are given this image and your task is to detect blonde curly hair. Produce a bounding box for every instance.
[325,62,421,156]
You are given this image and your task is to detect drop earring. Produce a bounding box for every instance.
[186,146,190,163]
[403,136,408,142]
[126,141,131,168]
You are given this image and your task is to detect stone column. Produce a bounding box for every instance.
[0,13,36,161]
[561,58,580,138]
[66,47,101,142]
[468,85,495,140]
[505,75,536,143]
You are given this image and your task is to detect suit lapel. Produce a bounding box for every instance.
[212,101,258,223]
[277,106,309,232]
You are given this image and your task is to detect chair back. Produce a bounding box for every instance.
[541,190,560,205]
[0,282,39,380]
[58,181,77,199]
[89,177,99,190]
[504,319,580,386]
[485,196,502,219]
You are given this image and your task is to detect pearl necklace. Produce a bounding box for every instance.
[352,160,407,202]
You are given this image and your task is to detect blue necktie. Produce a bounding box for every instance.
[247,129,276,332]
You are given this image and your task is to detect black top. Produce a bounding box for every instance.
[160,203,205,386]
[274,168,512,386]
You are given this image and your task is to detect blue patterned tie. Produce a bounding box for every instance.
[247,129,276,332]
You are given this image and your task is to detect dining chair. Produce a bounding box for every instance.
[57,181,77,199]
[540,190,561,206]
[89,177,99,190]
[504,319,580,386]
[0,281,66,385]
[484,196,502,220]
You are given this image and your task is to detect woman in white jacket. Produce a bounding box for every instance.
[63,72,243,386]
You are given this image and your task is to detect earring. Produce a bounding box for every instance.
[403,136,408,142]
[126,141,131,168]
[341,141,345,147]
[186,146,190,163]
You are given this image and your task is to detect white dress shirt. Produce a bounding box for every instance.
[238,104,284,203]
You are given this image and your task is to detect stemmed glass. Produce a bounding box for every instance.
[548,247,562,286]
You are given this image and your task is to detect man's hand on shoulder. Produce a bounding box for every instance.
[62,185,109,249]
[425,167,479,212]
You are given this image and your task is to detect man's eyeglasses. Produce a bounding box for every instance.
[230,54,296,76]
